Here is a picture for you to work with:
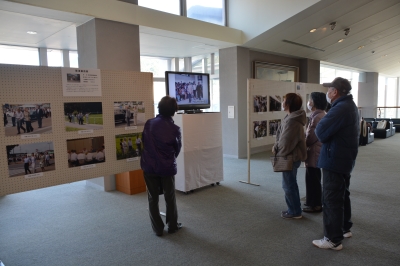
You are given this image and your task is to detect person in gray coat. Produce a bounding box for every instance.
[273,93,307,219]
[303,92,327,213]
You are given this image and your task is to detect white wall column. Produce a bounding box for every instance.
[39,47,48,66]
[62,49,70,67]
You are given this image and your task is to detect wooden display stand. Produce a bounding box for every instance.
[173,112,224,193]
[115,169,146,195]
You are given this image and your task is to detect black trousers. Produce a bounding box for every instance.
[144,172,178,234]
[322,169,352,244]
[305,167,322,207]
[24,163,31,174]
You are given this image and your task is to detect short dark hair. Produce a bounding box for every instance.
[284,93,303,113]
[310,92,327,110]
[158,96,178,116]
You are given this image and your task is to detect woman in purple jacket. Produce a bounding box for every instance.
[303,92,327,213]
[141,96,182,236]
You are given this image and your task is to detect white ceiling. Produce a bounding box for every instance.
[243,0,400,77]
[0,0,400,77]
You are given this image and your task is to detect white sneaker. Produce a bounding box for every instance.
[343,231,353,238]
[312,237,343,250]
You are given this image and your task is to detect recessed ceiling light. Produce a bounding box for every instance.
[338,39,344,43]
[358,46,364,49]
[310,29,317,33]
[27,31,37,35]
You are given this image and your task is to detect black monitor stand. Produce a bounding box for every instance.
[184,109,203,114]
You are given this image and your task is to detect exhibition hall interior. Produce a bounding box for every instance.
[0,0,399,265]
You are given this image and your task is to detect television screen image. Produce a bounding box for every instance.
[3,103,52,137]
[6,142,55,177]
[67,136,105,167]
[269,95,282,112]
[253,120,267,138]
[64,102,103,131]
[253,95,267,113]
[269,119,281,136]
[165,71,210,111]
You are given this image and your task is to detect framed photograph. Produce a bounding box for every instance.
[3,103,52,136]
[115,132,143,160]
[114,101,145,128]
[64,102,103,131]
[67,136,105,167]
[269,95,282,112]
[6,142,55,177]
[253,61,299,82]
[269,119,281,136]
[253,121,267,138]
[253,95,268,113]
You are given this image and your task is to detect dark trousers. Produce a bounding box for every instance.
[12,117,16,126]
[305,167,322,207]
[24,163,31,174]
[322,169,352,244]
[38,117,42,128]
[17,120,25,133]
[144,172,178,234]
[25,121,33,133]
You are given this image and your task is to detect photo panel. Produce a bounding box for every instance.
[6,142,55,177]
[253,95,268,113]
[67,136,105,168]
[64,102,103,131]
[115,132,143,160]
[3,103,52,137]
[269,95,282,112]
[269,119,281,136]
[253,120,268,138]
[114,101,146,128]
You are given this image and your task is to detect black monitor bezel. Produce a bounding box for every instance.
[165,71,211,111]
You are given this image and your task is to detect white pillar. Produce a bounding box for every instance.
[39,47,48,66]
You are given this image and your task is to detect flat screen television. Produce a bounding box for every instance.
[165,71,210,112]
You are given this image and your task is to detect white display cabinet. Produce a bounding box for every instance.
[173,112,223,193]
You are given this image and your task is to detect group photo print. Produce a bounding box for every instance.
[3,103,52,136]
[115,132,143,160]
[6,142,55,177]
[64,102,103,131]
[269,119,281,136]
[253,95,268,113]
[253,120,268,138]
[67,136,105,168]
[114,101,146,128]
[269,95,282,112]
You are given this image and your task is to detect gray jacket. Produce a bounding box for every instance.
[274,110,307,162]
[305,109,325,168]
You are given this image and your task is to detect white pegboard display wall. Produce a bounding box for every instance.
[248,79,327,148]
[0,64,153,196]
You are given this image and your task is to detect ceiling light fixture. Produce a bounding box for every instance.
[338,39,344,43]
[344,28,351,36]
[358,46,364,49]
[310,28,317,33]
[27,31,37,35]
[330,22,336,30]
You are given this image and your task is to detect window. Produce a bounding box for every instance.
[0,45,39,66]
[378,76,398,118]
[69,51,79,68]
[320,65,360,105]
[153,82,166,117]
[141,56,170,78]
[186,0,225,25]
[47,49,63,67]
[138,0,180,15]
